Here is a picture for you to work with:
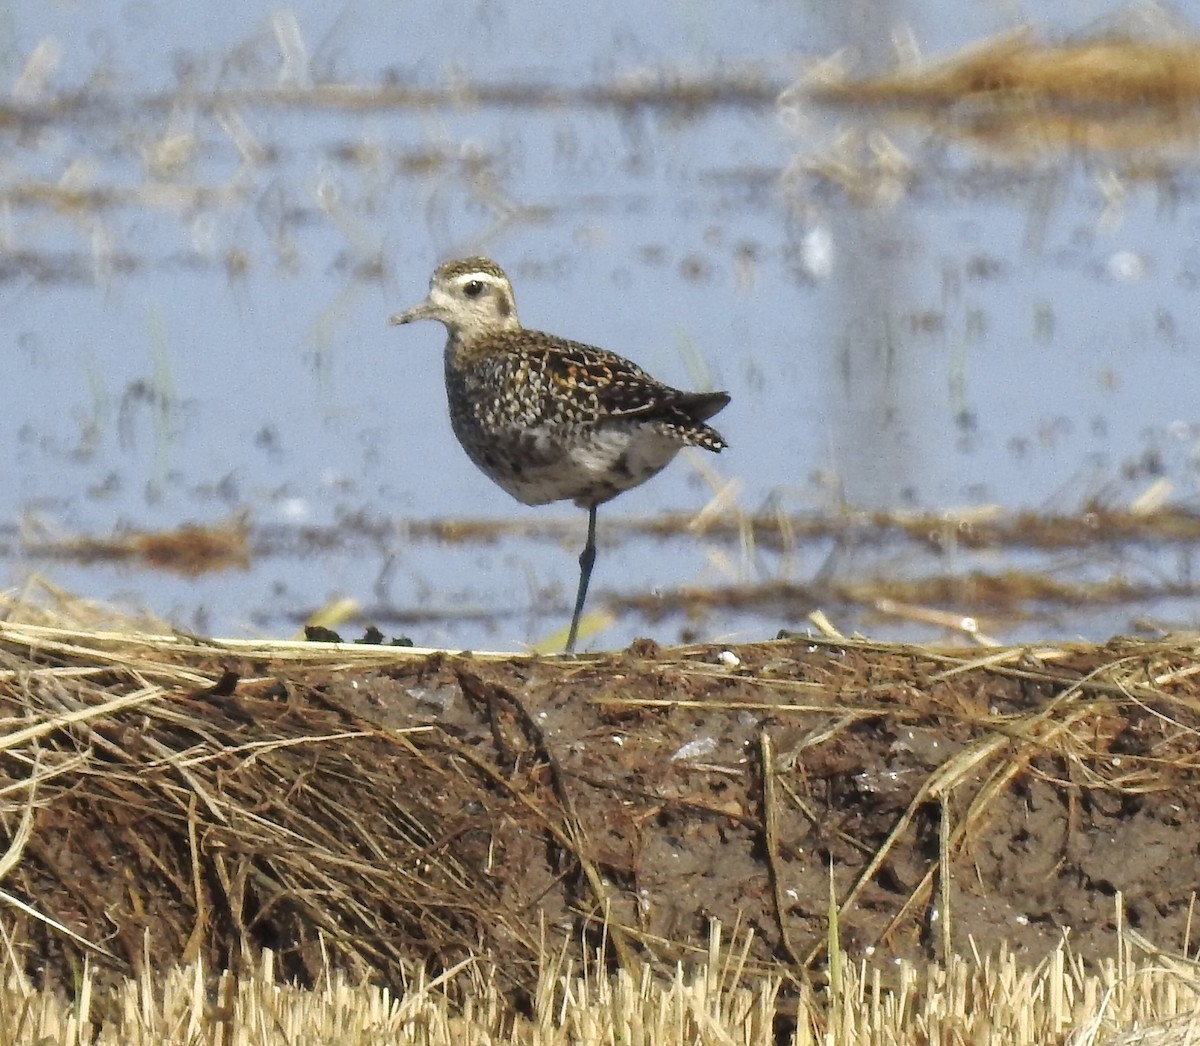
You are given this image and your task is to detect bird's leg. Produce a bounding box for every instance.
[565,504,598,653]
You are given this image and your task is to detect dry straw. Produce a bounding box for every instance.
[3,580,1200,1042]
[3,926,1200,1043]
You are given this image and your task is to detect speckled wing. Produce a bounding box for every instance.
[535,339,730,450]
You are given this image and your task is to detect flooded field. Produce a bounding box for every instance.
[5,1,1200,650]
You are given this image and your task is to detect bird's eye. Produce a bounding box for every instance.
[463,280,484,298]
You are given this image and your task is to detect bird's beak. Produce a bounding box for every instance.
[389,297,438,325]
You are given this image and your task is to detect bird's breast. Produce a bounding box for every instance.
[447,409,685,508]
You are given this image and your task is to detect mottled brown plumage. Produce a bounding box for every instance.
[389,256,730,651]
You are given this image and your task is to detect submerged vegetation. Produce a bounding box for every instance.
[11,499,1200,644]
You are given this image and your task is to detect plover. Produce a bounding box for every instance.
[390,256,729,652]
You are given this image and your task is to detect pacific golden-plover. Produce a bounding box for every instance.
[390,256,730,652]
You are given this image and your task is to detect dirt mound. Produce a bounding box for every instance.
[4,619,1200,993]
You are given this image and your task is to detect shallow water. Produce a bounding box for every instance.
[4,1,1200,649]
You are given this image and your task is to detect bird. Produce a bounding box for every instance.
[389,256,730,653]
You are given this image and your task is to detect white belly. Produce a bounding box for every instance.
[458,420,686,508]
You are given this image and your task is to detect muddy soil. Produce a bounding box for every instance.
[8,632,1200,996]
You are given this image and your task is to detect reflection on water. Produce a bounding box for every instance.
[2,4,1200,648]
